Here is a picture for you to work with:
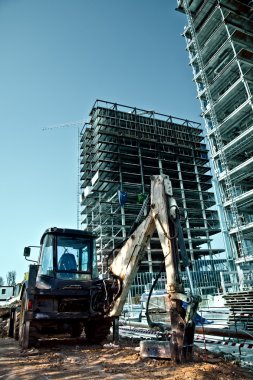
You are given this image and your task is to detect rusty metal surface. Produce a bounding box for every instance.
[140,340,171,359]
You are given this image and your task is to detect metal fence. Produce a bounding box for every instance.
[130,269,225,299]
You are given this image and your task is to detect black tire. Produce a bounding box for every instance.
[84,319,112,344]
[18,293,37,348]
[13,310,20,340]
[70,322,83,338]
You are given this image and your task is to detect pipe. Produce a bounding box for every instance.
[120,321,253,341]
[195,326,253,341]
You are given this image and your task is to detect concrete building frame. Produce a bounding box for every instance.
[177,0,253,289]
[80,99,226,295]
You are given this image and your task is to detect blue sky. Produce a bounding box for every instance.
[0,0,207,283]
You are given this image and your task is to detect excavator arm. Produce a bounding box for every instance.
[107,174,200,362]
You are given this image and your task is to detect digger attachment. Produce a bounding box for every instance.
[109,175,201,363]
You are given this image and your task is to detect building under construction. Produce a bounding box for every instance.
[177,0,253,289]
[80,100,225,295]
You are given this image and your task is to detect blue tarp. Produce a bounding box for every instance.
[182,301,213,325]
[118,190,127,206]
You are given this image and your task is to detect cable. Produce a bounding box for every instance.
[145,260,167,333]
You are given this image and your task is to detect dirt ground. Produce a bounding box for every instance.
[0,337,252,380]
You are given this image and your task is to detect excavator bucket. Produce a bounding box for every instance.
[140,296,200,362]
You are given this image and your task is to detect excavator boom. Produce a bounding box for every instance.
[108,174,200,362]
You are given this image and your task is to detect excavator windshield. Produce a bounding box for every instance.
[56,236,93,280]
[39,229,98,280]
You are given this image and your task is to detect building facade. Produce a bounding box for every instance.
[0,286,13,302]
[177,0,253,288]
[80,100,225,295]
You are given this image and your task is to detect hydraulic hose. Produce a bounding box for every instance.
[145,261,170,334]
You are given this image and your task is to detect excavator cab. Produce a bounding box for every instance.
[18,227,114,348]
[37,227,99,281]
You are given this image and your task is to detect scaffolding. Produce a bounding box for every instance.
[79,100,227,295]
[177,0,253,288]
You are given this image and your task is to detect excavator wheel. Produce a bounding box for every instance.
[18,293,37,348]
[84,319,112,344]
[19,319,38,349]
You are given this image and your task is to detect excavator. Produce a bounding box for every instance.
[6,175,200,363]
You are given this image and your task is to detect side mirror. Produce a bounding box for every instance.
[24,247,31,257]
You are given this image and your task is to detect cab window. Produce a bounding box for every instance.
[56,236,92,280]
[39,235,54,276]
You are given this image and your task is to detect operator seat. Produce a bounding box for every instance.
[58,252,77,278]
